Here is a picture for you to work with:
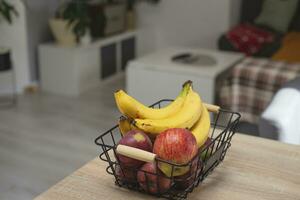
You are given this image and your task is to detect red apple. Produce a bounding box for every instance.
[153,128,198,177]
[174,157,201,190]
[117,130,153,167]
[137,162,171,194]
[115,164,137,183]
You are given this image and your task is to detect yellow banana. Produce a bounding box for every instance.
[119,117,158,141]
[133,88,202,134]
[118,117,134,136]
[191,102,211,147]
[114,81,192,119]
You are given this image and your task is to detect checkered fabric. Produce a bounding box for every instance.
[218,57,300,123]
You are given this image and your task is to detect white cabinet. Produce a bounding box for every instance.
[126,48,244,105]
[39,31,136,96]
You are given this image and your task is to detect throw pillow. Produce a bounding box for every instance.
[255,0,299,33]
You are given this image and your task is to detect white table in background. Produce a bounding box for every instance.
[126,47,244,105]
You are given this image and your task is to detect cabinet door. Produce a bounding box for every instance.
[0,51,11,71]
[101,43,117,79]
[121,37,135,70]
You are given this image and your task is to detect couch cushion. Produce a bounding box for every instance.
[218,32,282,58]
[240,0,264,23]
[289,3,300,31]
[255,0,299,33]
[272,32,300,63]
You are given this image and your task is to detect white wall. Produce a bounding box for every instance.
[230,0,241,27]
[0,0,30,93]
[136,0,241,56]
[25,0,61,81]
[0,0,61,94]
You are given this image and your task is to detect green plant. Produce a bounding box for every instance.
[0,0,18,24]
[56,0,91,39]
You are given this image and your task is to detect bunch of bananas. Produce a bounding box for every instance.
[114,81,211,147]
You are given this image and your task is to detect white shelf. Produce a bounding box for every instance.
[39,31,137,96]
[40,31,137,51]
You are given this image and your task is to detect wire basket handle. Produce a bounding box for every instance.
[204,103,220,113]
[116,145,156,163]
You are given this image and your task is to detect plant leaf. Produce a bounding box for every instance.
[0,0,18,24]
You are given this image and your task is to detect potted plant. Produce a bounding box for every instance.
[102,0,126,36]
[50,0,93,46]
[126,0,136,30]
[49,3,76,46]
[88,1,106,39]
[0,0,18,24]
[0,0,18,71]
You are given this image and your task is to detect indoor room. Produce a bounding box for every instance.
[0,0,299,199]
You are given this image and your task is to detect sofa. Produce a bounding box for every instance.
[234,77,300,141]
[218,0,300,58]
[218,0,300,140]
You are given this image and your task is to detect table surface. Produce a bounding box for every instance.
[130,47,244,78]
[34,133,300,200]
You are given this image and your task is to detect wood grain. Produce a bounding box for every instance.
[34,133,300,200]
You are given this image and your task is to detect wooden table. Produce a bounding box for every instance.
[34,134,300,200]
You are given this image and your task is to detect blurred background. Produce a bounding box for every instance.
[0,0,299,199]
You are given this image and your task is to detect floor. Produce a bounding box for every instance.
[0,74,125,200]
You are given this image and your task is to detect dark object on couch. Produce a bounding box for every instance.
[218,30,283,58]
[218,0,300,57]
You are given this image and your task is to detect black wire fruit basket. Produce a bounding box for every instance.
[95,100,241,199]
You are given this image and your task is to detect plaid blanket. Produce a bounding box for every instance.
[218,57,300,123]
